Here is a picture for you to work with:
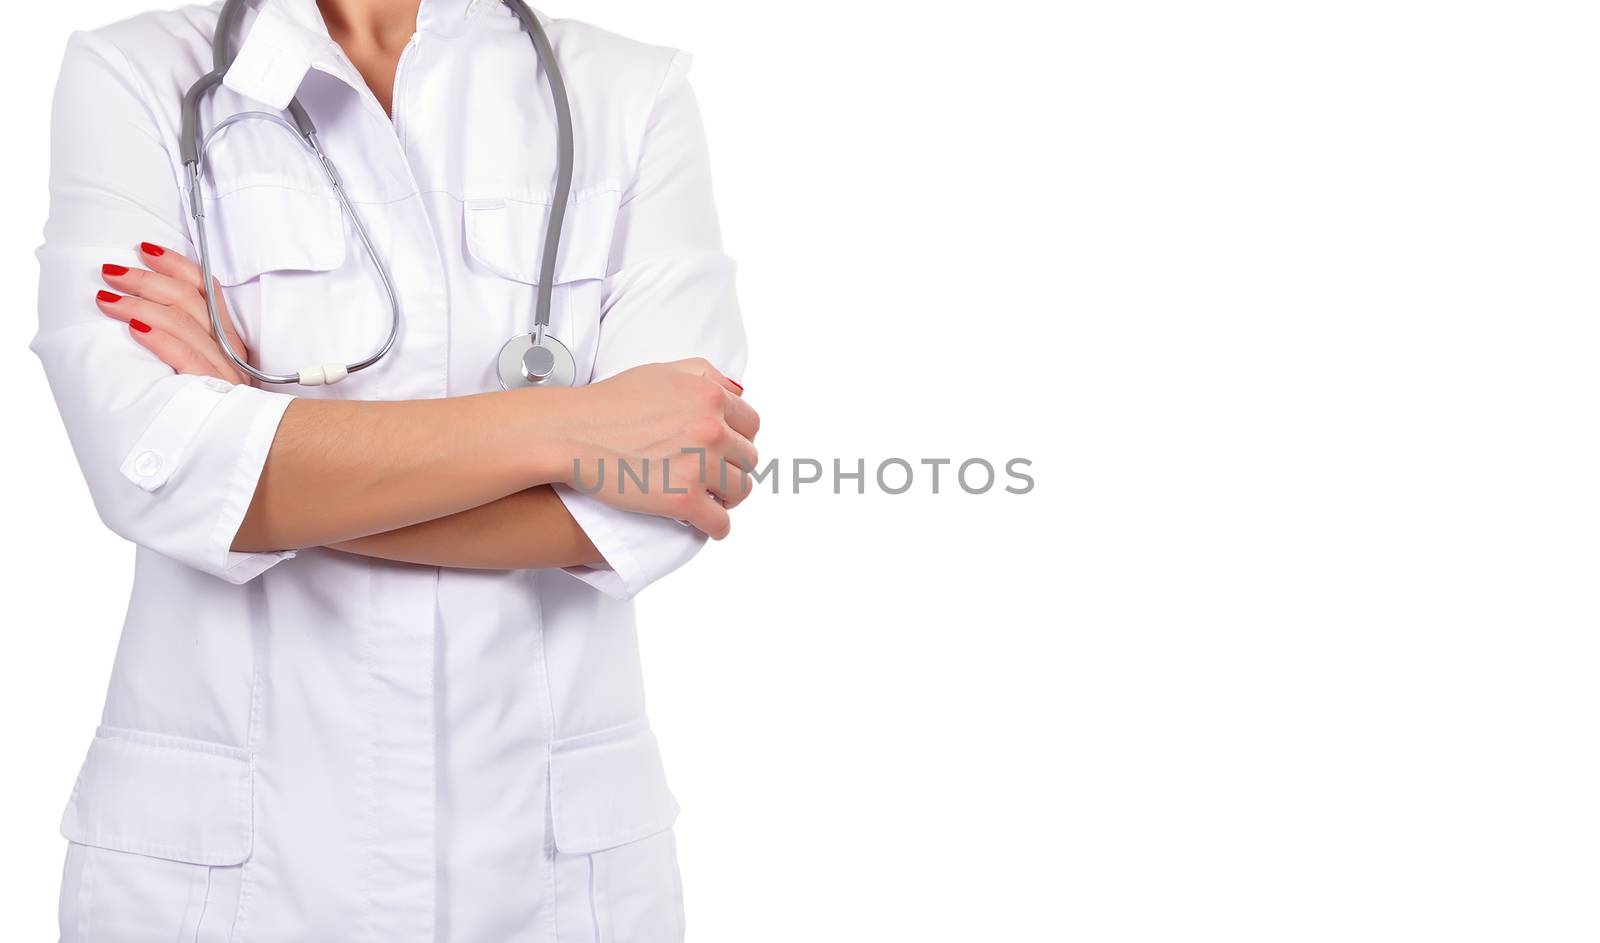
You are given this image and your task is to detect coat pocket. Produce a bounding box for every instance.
[57,725,253,942]
[549,720,679,854]
[199,180,392,393]
[461,186,622,387]
[461,188,620,288]
[549,721,685,943]
[202,184,347,289]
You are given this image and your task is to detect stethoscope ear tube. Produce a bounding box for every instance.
[212,0,248,71]
[503,0,574,335]
[179,71,223,167]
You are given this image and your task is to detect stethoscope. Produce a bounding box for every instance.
[181,0,578,389]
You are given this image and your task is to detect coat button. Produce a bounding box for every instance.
[205,378,233,393]
[133,450,163,478]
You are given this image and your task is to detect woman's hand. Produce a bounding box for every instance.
[554,360,760,539]
[95,241,252,386]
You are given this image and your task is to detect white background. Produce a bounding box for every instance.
[4,1,1598,940]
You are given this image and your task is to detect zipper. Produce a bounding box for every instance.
[391,34,421,151]
[320,35,420,137]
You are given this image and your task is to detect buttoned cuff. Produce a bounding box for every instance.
[118,377,297,584]
[554,486,706,601]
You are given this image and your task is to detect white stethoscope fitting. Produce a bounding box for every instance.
[180,0,577,390]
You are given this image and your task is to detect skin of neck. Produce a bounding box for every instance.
[316,0,423,51]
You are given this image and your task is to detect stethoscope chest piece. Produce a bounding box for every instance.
[498,332,578,389]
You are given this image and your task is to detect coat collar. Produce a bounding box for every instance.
[220,1,333,110]
[221,0,493,109]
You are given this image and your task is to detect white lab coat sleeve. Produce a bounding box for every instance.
[557,50,748,601]
[31,32,298,584]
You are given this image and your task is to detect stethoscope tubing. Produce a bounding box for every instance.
[180,0,574,386]
[191,113,402,386]
[503,0,573,343]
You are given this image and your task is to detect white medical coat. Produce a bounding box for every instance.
[33,1,744,939]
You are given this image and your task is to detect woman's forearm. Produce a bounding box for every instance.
[235,387,576,552]
[327,485,602,569]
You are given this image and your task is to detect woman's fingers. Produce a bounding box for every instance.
[138,241,206,290]
[673,356,745,397]
[708,460,754,509]
[136,242,250,358]
[667,425,756,502]
[721,388,760,442]
[125,317,218,377]
[680,492,732,540]
[96,290,210,350]
[101,263,211,336]
[95,290,241,382]
[720,426,758,474]
[689,426,756,509]
[665,358,758,440]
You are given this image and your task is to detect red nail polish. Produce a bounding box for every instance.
[729,378,744,393]
[129,319,152,334]
[96,289,121,303]
[102,263,129,277]
[140,242,165,257]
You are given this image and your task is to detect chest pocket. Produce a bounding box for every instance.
[198,181,392,398]
[461,186,622,387]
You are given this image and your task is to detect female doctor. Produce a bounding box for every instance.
[33,0,756,940]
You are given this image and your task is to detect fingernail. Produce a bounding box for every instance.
[140,242,165,257]
[96,289,121,303]
[129,319,152,334]
[102,263,129,277]
[729,378,744,393]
